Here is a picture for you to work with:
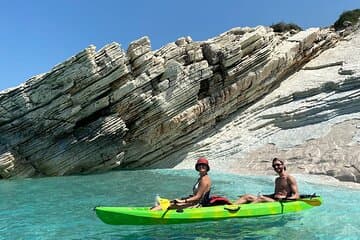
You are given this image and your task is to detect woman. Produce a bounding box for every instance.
[151,157,212,210]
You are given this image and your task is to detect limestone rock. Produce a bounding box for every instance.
[1,25,359,184]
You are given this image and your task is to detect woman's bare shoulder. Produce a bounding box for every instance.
[201,175,211,184]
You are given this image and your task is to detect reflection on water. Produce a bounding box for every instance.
[116,215,298,240]
[0,169,359,239]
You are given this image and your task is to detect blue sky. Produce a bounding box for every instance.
[1,0,359,91]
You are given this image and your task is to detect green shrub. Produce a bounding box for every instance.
[270,22,303,33]
[333,9,360,30]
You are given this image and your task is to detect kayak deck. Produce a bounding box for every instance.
[95,196,322,225]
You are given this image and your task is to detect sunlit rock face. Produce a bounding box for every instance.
[0,25,359,183]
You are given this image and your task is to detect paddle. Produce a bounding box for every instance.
[281,198,322,206]
[158,197,171,211]
[296,198,322,206]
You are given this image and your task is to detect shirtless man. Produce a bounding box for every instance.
[235,158,299,204]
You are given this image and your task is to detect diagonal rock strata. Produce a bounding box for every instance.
[2,25,359,183]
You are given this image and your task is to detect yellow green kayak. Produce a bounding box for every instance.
[94,196,322,225]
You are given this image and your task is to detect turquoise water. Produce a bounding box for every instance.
[0,170,359,240]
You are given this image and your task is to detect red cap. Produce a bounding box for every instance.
[195,157,210,171]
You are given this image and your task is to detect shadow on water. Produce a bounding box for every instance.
[91,214,305,240]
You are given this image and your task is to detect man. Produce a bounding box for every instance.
[235,157,299,204]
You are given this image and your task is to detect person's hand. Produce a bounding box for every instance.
[274,194,286,200]
[174,199,183,204]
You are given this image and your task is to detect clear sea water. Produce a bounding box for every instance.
[0,169,359,240]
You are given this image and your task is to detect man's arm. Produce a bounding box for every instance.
[287,175,299,199]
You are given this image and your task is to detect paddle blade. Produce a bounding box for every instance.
[158,197,171,210]
[301,198,322,206]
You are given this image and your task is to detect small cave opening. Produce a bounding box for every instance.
[198,79,210,100]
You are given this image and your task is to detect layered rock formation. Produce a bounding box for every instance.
[176,28,360,183]
[0,25,359,183]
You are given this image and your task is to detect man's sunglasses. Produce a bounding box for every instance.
[272,163,283,168]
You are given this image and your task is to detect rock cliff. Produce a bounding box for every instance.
[1,25,359,183]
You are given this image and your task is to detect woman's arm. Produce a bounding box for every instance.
[177,176,211,204]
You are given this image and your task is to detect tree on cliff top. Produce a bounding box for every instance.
[270,22,302,33]
[333,9,360,31]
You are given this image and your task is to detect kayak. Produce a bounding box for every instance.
[94,196,322,225]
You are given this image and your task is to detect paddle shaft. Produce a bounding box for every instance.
[281,198,321,206]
